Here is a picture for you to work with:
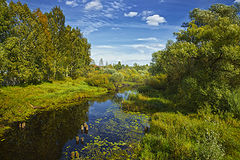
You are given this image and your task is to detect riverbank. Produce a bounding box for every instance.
[0,78,110,137]
[0,89,148,160]
[122,87,240,159]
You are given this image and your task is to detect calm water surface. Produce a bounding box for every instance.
[0,90,149,160]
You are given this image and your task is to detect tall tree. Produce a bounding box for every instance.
[0,1,91,86]
[47,6,66,79]
[99,58,104,66]
[0,0,11,42]
[150,4,240,112]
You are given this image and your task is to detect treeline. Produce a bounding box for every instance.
[86,61,149,91]
[0,0,91,86]
[149,4,240,116]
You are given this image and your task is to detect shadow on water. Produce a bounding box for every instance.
[0,100,89,160]
[0,90,149,160]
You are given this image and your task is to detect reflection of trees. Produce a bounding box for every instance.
[0,100,90,160]
[88,88,134,104]
[112,94,124,105]
[90,91,129,105]
[89,94,115,104]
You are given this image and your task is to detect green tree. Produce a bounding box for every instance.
[47,6,66,80]
[0,1,91,86]
[150,4,240,112]
[0,0,11,42]
[114,61,123,70]
[99,58,104,66]
[110,72,124,90]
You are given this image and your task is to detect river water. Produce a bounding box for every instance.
[0,90,149,160]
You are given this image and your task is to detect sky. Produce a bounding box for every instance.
[7,0,239,65]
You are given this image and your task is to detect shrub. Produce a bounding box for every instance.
[102,68,116,74]
[110,72,124,89]
[85,71,115,90]
[196,130,225,160]
[144,74,167,90]
[227,89,240,118]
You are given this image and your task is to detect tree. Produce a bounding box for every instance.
[110,72,124,90]
[0,1,91,86]
[150,4,240,112]
[114,61,123,70]
[99,58,104,66]
[0,0,11,42]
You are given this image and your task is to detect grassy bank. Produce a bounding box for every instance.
[122,86,240,160]
[0,78,109,136]
[140,112,240,160]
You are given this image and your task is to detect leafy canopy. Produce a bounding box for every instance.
[150,4,240,113]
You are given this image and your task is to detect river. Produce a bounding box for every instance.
[0,90,149,160]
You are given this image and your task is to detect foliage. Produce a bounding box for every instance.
[150,4,240,115]
[227,89,240,118]
[144,74,167,90]
[113,61,123,70]
[85,71,115,90]
[102,68,116,74]
[109,72,124,89]
[119,67,149,82]
[0,1,91,86]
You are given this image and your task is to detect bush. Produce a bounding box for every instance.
[85,71,115,90]
[144,74,167,90]
[102,68,116,74]
[196,130,225,160]
[227,89,240,118]
[110,72,124,88]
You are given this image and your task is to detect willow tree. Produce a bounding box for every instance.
[150,4,240,112]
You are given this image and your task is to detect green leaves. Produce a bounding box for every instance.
[0,1,91,86]
[150,3,240,114]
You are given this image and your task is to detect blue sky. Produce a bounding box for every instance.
[8,0,239,65]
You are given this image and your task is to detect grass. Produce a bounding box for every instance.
[139,111,240,160]
[0,77,108,137]
[122,85,240,160]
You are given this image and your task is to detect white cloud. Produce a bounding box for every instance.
[105,14,113,18]
[82,0,88,3]
[146,15,166,26]
[111,1,122,9]
[91,41,166,65]
[95,45,115,49]
[235,0,240,2]
[91,49,152,65]
[124,12,138,17]
[85,0,103,10]
[124,43,165,52]
[111,27,121,30]
[66,0,78,7]
[137,37,158,41]
[141,10,154,20]
[91,43,165,65]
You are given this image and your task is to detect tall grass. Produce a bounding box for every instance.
[122,84,240,160]
[140,111,240,160]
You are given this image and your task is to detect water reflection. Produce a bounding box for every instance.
[0,101,89,160]
[0,91,149,160]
